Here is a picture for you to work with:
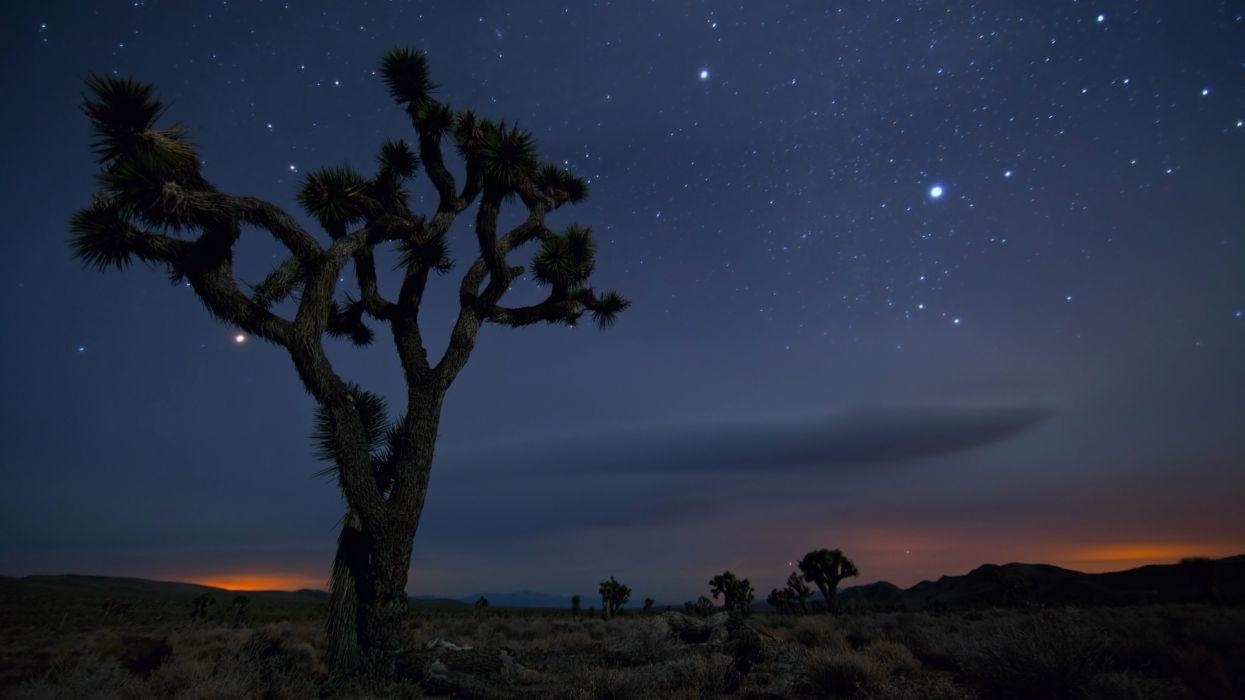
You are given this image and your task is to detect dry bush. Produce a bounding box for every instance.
[779,615,850,650]
[954,609,1111,699]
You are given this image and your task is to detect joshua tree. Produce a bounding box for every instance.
[230,595,251,629]
[642,597,655,612]
[190,593,216,622]
[798,549,859,614]
[70,49,628,676]
[709,571,755,615]
[786,570,813,613]
[598,577,631,619]
[766,587,797,614]
[683,595,716,617]
[1179,557,1221,604]
[475,596,489,611]
[570,594,582,616]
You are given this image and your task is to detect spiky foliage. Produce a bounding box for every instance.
[412,100,454,136]
[709,571,755,616]
[588,290,630,329]
[598,576,631,619]
[312,385,390,476]
[378,48,436,106]
[327,297,375,346]
[81,73,164,163]
[377,139,418,179]
[69,198,139,271]
[396,231,453,274]
[798,548,860,615]
[297,165,367,234]
[535,164,589,204]
[532,225,596,289]
[478,122,538,190]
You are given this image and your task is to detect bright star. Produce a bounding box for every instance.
[1201,87,1211,96]
[699,68,710,80]
[1004,170,1013,178]
[929,185,944,199]
[1096,13,1105,23]
[234,334,247,344]
[952,317,962,325]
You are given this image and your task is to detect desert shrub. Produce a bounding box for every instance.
[609,618,678,665]
[804,646,887,697]
[862,640,921,676]
[956,609,1111,699]
[554,665,655,700]
[9,658,134,700]
[788,616,849,650]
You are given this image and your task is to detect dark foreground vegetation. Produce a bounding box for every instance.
[3,574,1244,699]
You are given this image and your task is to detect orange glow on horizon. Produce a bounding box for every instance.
[184,573,323,591]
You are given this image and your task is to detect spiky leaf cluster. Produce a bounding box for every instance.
[588,291,630,329]
[478,122,538,190]
[378,49,436,106]
[532,225,596,289]
[327,297,374,346]
[412,100,453,137]
[297,166,367,234]
[535,164,589,204]
[312,385,397,487]
[377,139,418,180]
[69,197,138,271]
[81,73,164,164]
[396,231,453,274]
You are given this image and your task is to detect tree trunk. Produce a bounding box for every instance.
[354,524,416,678]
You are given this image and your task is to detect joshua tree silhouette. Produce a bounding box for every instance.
[70,48,628,676]
[709,570,756,615]
[598,577,631,619]
[798,549,859,614]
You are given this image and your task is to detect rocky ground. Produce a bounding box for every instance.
[4,602,1245,698]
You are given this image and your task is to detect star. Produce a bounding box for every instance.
[929,185,944,199]
[698,68,710,81]
[1004,170,1013,178]
[1096,13,1106,23]
[1201,87,1211,96]
[234,334,247,345]
[952,316,962,325]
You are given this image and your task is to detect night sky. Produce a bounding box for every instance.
[2,1,1244,602]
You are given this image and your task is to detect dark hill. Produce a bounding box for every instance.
[840,555,1245,609]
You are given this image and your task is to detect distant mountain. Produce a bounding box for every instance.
[839,555,1245,609]
[414,591,574,609]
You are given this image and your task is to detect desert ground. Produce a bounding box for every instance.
[2,575,1243,699]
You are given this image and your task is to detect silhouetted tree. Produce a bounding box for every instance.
[767,587,797,614]
[798,549,859,614]
[190,593,216,622]
[599,577,631,619]
[70,50,628,678]
[709,571,755,615]
[786,570,813,613]
[570,594,582,616]
[230,595,250,628]
[1180,557,1221,603]
[475,596,489,610]
[643,597,655,612]
[683,595,716,617]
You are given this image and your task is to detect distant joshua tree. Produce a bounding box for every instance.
[70,49,628,677]
[786,570,813,613]
[798,549,859,614]
[643,597,655,612]
[570,594,582,616]
[684,595,716,617]
[190,593,216,622]
[598,577,631,619]
[475,596,490,611]
[230,595,251,628]
[709,571,755,616]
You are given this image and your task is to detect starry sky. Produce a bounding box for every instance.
[1,1,1243,601]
